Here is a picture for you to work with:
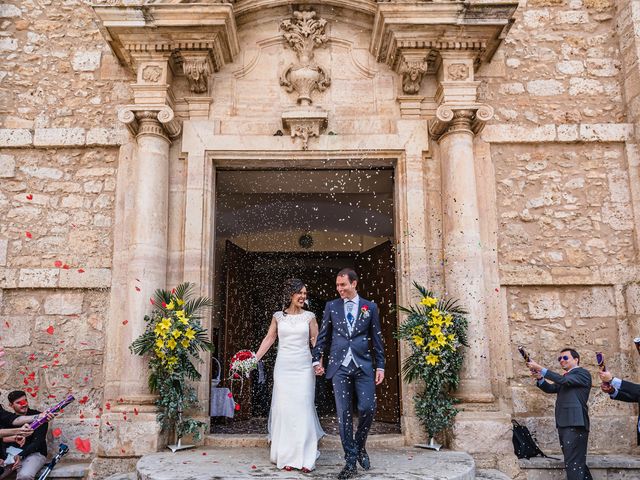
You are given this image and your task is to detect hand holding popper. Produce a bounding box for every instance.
[595,352,614,393]
[518,346,542,380]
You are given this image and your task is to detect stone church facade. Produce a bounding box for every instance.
[1,0,638,477]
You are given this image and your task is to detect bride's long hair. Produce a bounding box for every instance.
[282,278,306,316]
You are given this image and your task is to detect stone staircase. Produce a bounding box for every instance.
[41,462,89,479]
[518,455,640,479]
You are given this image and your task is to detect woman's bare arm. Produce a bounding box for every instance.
[309,316,319,347]
[256,316,278,361]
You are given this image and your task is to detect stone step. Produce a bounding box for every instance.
[519,454,640,479]
[137,446,476,479]
[204,433,405,449]
[476,468,513,479]
[45,462,90,479]
[104,473,137,480]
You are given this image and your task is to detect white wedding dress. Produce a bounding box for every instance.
[268,310,325,470]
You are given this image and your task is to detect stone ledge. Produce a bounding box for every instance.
[481,123,634,143]
[0,268,111,289]
[519,454,640,470]
[499,264,639,286]
[0,128,129,148]
[47,462,90,478]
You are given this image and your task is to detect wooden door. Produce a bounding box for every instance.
[356,241,400,423]
[223,241,253,420]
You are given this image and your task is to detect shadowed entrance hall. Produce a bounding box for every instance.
[211,168,401,434]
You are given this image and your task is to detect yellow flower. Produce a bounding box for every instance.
[155,348,165,359]
[176,298,185,306]
[430,308,441,318]
[181,338,191,349]
[166,300,175,310]
[429,325,442,337]
[171,329,182,339]
[436,334,448,347]
[155,338,164,349]
[412,335,424,347]
[428,340,441,351]
[159,317,172,331]
[444,314,453,327]
[166,356,177,367]
[431,315,444,326]
[184,328,196,340]
[167,338,177,350]
[176,310,189,325]
[426,353,440,365]
[420,297,437,307]
[447,333,455,342]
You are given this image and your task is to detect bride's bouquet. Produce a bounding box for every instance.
[229,350,258,379]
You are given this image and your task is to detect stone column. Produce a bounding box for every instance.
[430,104,495,403]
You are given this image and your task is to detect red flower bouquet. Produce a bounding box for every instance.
[229,350,258,379]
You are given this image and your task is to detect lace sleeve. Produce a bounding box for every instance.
[273,311,283,323]
[307,311,316,324]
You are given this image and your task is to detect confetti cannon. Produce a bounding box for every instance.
[517,346,531,363]
[36,443,69,480]
[595,352,612,392]
[29,394,75,430]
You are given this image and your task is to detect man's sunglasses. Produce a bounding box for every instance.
[15,399,28,407]
[557,355,571,362]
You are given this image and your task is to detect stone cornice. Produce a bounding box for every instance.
[92,3,239,75]
[370,1,518,71]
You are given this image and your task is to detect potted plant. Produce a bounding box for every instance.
[130,282,214,451]
[396,282,468,449]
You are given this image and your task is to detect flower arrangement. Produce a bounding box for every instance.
[396,282,468,441]
[130,283,213,441]
[229,350,258,379]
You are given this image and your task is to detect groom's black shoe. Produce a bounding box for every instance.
[337,463,357,479]
[357,449,371,470]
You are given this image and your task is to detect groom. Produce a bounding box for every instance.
[312,268,385,479]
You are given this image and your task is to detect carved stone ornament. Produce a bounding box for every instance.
[142,66,162,83]
[400,60,428,95]
[281,109,328,150]
[428,104,494,142]
[183,56,213,94]
[118,105,181,140]
[447,63,469,81]
[279,10,331,106]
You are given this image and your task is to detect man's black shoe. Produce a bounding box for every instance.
[337,463,357,479]
[357,450,371,470]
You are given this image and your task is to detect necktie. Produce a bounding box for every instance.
[346,302,355,327]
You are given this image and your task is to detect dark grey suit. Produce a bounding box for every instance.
[312,297,385,465]
[537,366,593,480]
[611,379,640,445]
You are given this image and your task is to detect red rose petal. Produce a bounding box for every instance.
[227,392,233,398]
[77,268,85,273]
[25,231,32,238]
[162,302,167,308]
[62,264,70,269]
[79,396,89,405]
[122,320,129,325]
[63,374,70,378]
[46,326,54,335]
[74,437,91,454]
[234,404,240,411]
[54,260,62,268]
[150,298,155,305]
[134,408,138,416]
[5,322,9,328]
[251,465,257,469]
[202,452,207,456]
[26,194,33,200]
[135,286,140,292]
[105,402,111,410]
[52,428,62,438]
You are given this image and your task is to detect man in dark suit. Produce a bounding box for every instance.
[527,348,593,480]
[312,268,385,480]
[598,370,640,445]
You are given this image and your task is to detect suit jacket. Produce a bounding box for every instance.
[312,296,385,379]
[537,366,592,431]
[612,379,640,445]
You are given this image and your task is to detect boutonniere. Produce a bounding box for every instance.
[360,305,370,319]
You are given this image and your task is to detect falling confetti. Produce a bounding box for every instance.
[46,326,54,335]
[26,194,33,200]
[54,261,62,268]
[25,231,32,238]
[74,437,91,454]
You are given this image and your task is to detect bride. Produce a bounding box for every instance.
[255,278,325,472]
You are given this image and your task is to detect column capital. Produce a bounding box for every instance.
[118,105,181,141]
[429,104,494,142]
